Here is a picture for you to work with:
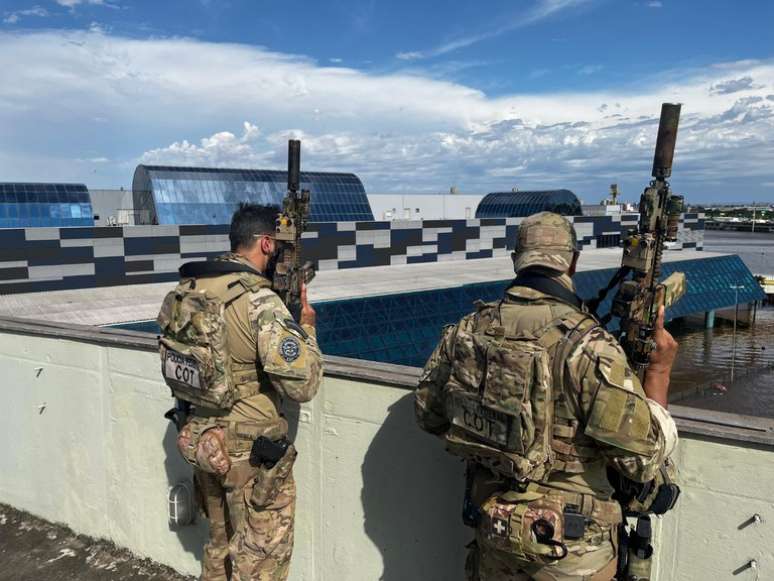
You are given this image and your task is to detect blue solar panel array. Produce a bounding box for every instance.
[132,165,374,225]
[476,189,582,218]
[0,183,94,228]
[314,255,765,367]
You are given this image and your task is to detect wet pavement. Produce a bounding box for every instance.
[0,504,193,581]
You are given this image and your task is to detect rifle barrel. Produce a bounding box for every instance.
[288,140,301,193]
[651,103,681,180]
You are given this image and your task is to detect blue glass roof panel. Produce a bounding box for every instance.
[132,165,373,224]
[476,190,582,218]
[0,183,94,228]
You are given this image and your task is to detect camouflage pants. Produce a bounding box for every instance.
[465,538,617,581]
[195,461,296,581]
[465,538,618,581]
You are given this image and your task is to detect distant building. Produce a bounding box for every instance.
[132,165,373,225]
[0,182,94,228]
[475,189,582,218]
[367,193,485,220]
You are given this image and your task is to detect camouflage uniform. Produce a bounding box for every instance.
[415,213,678,581]
[169,253,323,581]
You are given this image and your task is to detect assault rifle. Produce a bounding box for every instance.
[590,103,687,382]
[590,104,687,580]
[273,140,316,322]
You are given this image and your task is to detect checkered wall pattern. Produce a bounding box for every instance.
[0,214,704,295]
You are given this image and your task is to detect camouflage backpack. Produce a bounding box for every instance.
[157,261,271,410]
[443,300,596,483]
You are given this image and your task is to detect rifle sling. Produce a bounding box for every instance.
[512,270,584,310]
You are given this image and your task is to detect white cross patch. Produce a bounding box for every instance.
[492,517,509,538]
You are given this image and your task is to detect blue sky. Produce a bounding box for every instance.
[1,0,774,203]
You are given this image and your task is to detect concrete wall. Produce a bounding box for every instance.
[367,194,485,220]
[1,328,772,580]
[89,189,136,226]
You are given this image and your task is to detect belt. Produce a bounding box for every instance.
[527,482,622,525]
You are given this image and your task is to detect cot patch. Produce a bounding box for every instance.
[279,337,301,362]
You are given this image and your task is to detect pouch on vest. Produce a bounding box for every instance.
[443,306,556,482]
[479,487,618,565]
[157,274,266,409]
[479,488,568,564]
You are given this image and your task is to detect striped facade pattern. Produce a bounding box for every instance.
[0,214,704,295]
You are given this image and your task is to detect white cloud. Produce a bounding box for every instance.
[710,76,763,95]
[3,6,49,24]
[577,64,603,76]
[0,30,773,202]
[396,0,592,60]
[56,0,119,10]
[648,1,663,7]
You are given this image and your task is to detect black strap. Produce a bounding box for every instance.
[511,270,584,310]
[179,260,265,279]
[586,266,630,316]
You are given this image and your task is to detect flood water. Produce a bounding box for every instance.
[668,230,774,418]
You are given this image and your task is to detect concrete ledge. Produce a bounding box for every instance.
[0,315,771,448]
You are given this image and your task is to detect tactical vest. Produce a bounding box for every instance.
[443,296,598,483]
[157,263,271,410]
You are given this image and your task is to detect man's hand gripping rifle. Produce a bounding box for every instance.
[273,139,316,322]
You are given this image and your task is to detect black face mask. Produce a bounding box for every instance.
[264,242,284,280]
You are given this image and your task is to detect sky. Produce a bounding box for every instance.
[1,0,773,203]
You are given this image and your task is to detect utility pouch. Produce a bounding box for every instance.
[249,444,297,509]
[478,488,568,564]
[562,505,586,540]
[176,418,231,475]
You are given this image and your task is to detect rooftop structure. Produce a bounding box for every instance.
[132,165,373,225]
[0,182,94,228]
[476,189,582,218]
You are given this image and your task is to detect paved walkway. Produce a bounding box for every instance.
[0,249,724,327]
[0,504,193,581]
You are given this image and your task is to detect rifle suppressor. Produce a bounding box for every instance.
[651,103,681,180]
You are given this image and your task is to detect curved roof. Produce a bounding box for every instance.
[475,189,582,218]
[0,182,93,228]
[132,165,373,225]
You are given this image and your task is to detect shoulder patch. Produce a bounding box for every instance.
[279,336,301,362]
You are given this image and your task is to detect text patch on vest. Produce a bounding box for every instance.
[164,349,202,390]
[451,393,511,448]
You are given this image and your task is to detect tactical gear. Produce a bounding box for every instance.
[176,414,289,473]
[442,297,598,483]
[157,260,271,410]
[477,483,620,565]
[609,458,680,517]
[250,436,291,469]
[512,212,578,274]
[249,445,297,508]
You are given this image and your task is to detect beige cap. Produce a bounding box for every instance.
[511,211,578,273]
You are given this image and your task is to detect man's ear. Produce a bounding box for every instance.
[259,235,273,255]
[568,251,580,276]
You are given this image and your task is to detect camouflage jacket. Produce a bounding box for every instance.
[194,254,323,425]
[415,278,678,497]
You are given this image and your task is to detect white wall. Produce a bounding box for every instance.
[367,194,485,221]
[0,330,772,580]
